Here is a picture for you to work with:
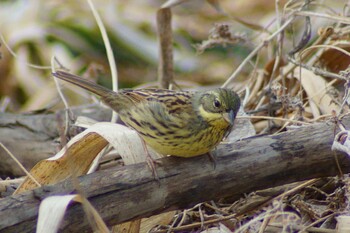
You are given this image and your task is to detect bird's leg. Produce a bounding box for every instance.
[207,151,217,169]
[140,138,161,181]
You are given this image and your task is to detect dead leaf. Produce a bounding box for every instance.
[15,122,160,194]
[318,43,350,73]
[285,63,339,117]
[37,194,109,233]
[14,131,108,193]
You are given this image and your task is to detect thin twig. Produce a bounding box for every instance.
[237,211,299,233]
[237,115,311,125]
[295,11,350,24]
[0,143,41,187]
[222,16,295,88]
[154,213,238,233]
[288,56,346,80]
[51,56,71,137]
[87,0,118,123]
[268,222,337,233]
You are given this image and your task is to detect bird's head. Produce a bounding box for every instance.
[194,88,241,127]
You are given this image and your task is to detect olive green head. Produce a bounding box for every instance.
[193,88,241,126]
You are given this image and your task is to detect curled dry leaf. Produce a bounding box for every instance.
[37,194,109,233]
[332,130,350,156]
[285,63,339,118]
[37,195,77,233]
[14,122,159,194]
[318,43,350,74]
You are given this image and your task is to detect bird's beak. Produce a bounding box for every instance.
[223,110,236,125]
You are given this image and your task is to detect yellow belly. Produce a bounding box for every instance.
[120,104,231,157]
[141,125,228,157]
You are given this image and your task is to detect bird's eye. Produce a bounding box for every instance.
[213,99,221,108]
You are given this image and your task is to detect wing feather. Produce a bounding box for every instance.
[120,88,194,115]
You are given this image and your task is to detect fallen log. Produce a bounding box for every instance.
[0,115,349,232]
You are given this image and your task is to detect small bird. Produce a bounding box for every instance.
[53,71,241,157]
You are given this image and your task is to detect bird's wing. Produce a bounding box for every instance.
[121,88,194,115]
[122,100,192,132]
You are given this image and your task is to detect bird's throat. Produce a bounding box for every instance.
[197,105,229,128]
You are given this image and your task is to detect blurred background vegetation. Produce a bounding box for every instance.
[0,0,346,115]
[0,0,283,112]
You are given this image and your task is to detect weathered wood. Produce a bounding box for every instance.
[0,116,349,232]
[0,105,112,176]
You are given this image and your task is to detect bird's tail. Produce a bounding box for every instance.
[53,71,113,98]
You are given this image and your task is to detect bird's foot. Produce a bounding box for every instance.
[145,153,162,182]
[207,152,217,169]
[138,134,162,181]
